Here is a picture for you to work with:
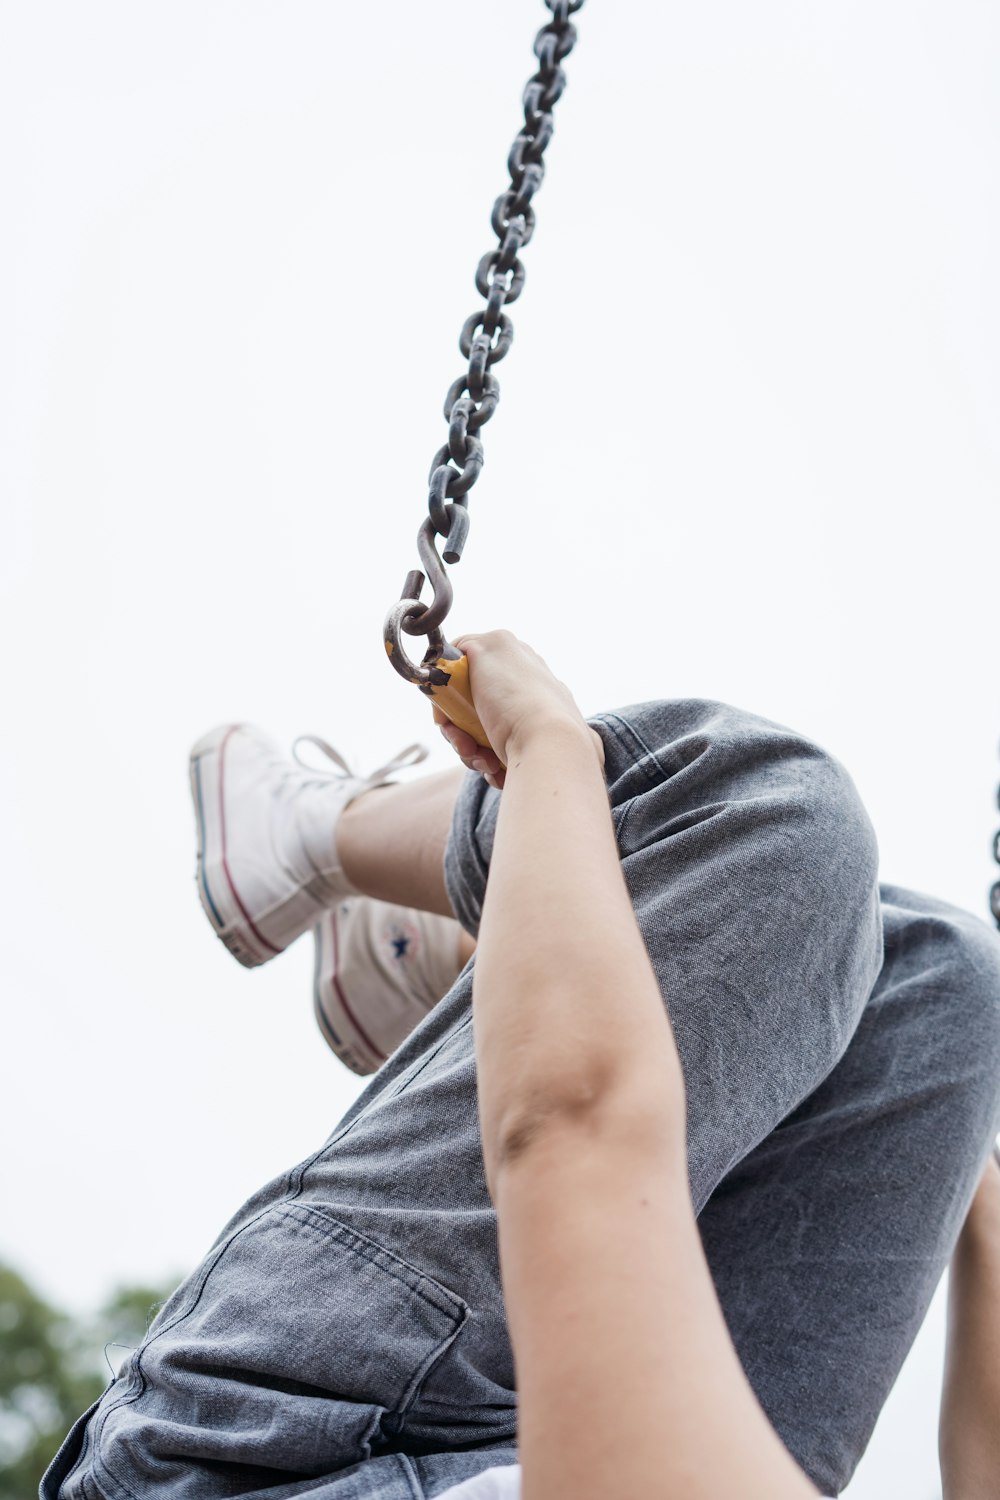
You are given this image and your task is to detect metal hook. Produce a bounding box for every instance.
[383,518,465,683]
[384,597,440,685]
[403,519,456,637]
[384,599,465,687]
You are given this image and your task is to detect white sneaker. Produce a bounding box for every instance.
[313,900,467,1076]
[189,724,427,968]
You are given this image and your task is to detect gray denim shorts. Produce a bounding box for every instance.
[45,699,1000,1499]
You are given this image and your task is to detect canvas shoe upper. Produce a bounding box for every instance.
[189,723,427,967]
[312,899,467,1076]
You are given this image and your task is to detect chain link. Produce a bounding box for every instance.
[385,0,585,681]
[383,3,1000,933]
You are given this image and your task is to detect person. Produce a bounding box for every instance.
[43,634,1000,1499]
[214,690,1000,1499]
[434,645,1000,1500]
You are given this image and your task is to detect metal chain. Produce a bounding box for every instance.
[992,752,1000,927]
[382,2,1000,935]
[384,0,584,683]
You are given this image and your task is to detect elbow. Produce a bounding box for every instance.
[489,1061,686,1180]
[493,1081,604,1171]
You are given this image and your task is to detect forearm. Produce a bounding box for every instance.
[940,1152,1000,1500]
[475,722,814,1500]
[473,717,684,1187]
[456,647,816,1500]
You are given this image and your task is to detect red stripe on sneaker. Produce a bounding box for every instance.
[218,725,281,958]
[329,909,387,1063]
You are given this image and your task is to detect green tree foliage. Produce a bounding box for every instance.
[0,1263,177,1500]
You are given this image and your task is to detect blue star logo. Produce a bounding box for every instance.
[391,935,411,961]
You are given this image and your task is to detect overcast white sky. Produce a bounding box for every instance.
[2,2,999,1495]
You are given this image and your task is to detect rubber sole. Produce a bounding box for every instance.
[312,909,387,1077]
[189,724,279,969]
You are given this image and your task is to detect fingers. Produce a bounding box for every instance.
[433,707,506,788]
[439,720,504,777]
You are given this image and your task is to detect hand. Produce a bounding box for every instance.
[434,630,598,790]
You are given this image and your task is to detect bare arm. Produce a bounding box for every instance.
[441,632,817,1500]
[940,1150,1000,1500]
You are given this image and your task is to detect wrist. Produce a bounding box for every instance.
[506,714,604,769]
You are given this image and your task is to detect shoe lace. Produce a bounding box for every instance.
[291,734,429,789]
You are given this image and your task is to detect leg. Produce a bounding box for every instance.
[189,721,472,1071]
[189,723,465,967]
[443,698,887,1198]
[699,887,1000,1495]
[47,697,892,1498]
[336,768,465,919]
[309,767,474,1072]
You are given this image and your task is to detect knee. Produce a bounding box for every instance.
[952,914,1000,1148]
[599,698,883,1029]
[686,699,881,906]
[929,903,1000,1077]
[601,696,880,898]
[737,720,884,1032]
[783,733,880,900]
[885,890,1000,1147]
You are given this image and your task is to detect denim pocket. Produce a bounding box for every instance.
[87,1202,469,1498]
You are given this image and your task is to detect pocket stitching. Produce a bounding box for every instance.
[274,1202,468,1323]
[595,710,688,787]
[89,1202,470,1499]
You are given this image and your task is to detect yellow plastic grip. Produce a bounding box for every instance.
[422,654,500,763]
